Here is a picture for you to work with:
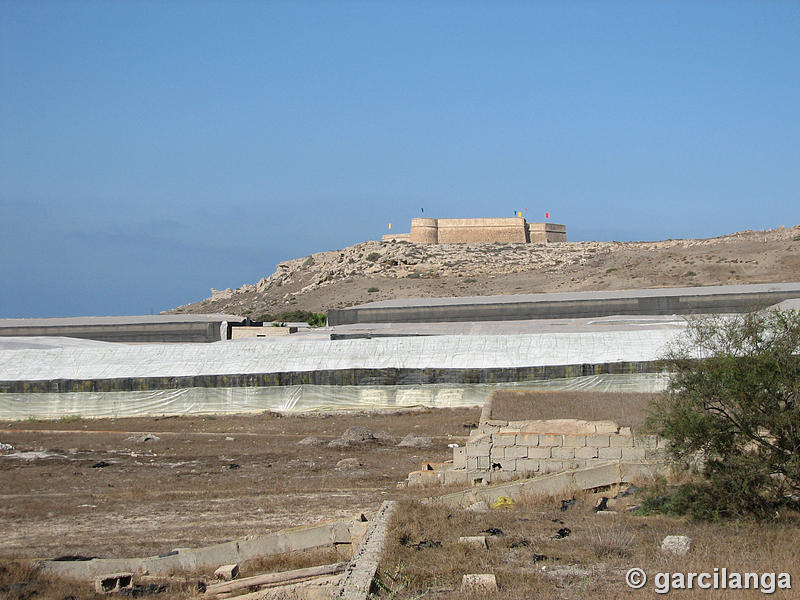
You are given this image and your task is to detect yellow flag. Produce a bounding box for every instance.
[388,223,392,229]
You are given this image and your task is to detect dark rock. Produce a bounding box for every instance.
[560,498,576,512]
[91,461,111,469]
[594,497,609,512]
[481,528,504,536]
[553,527,571,539]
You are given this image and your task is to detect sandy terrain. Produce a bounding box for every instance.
[0,409,476,560]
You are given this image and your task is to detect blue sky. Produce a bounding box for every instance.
[1,1,798,318]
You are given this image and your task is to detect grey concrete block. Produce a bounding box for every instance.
[540,460,564,474]
[492,433,517,446]
[477,455,490,470]
[527,446,551,459]
[498,458,517,471]
[453,446,466,469]
[214,564,239,581]
[575,446,599,459]
[552,447,575,460]
[538,434,563,447]
[467,444,491,457]
[458,536,489,550]
[95,573,133,594]
[598,447,622,459]
[515,458,539,473]
[516,433,538,446]
[586,434,610,447]
[489,447,506,461]
[563,435,586,447]
[504,446,528,459]
[461,574,497,593]
[442,470,470,486]
[621,447,647,460]
[610,435,634,448]
[467,456,478,470]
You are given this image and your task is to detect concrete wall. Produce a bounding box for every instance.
[409,417,667,487]
[328,283,800,325]
[381,233,410,242]
[230,326,297,339]
[0,320,235,343]
[403,217,566,244]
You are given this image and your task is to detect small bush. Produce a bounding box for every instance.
[368,287,379,293]
[648,309,800,520]
[366,252,381,262]
[684,270,697,276]
[303,257,315,267]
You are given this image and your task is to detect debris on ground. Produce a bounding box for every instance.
[125,433,161,443]
[92,461,112,469]
[397,433,433,448]
[335,458,363,470]
[461,573,497,593]
[661,535,692,555]
[552,527,572,539]
[297,436,324,446]
[560,498,577,512]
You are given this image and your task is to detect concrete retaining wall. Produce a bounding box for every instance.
[41,518,367,580]
[328,283,800,326]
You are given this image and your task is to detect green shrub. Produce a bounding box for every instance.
[368,287,379,293]
[255,310,327,327]
[648,309,800,520]
[366,252,381,262]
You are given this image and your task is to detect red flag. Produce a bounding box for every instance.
[545,212,550,219]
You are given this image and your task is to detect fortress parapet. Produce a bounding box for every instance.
[383,217,566,244]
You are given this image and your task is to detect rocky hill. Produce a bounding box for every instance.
[169,225,800,320]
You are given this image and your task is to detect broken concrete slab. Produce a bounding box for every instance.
[94,572,133,594]
[461,573,497,593]
[213,563,239,581]
[458,536,489,550]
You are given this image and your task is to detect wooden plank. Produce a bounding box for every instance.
[204,562,348,597]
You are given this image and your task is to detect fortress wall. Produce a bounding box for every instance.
[409,218,439,243]
[527,222,567,242]
[404,218,566,244]
[436,217,528,243]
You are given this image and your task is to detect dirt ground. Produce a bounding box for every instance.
[0,408,478,560]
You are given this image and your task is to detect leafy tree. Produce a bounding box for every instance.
[648,308,800,519]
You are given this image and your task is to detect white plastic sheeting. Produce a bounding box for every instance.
[0,329,682,382]
[0,374,669,419]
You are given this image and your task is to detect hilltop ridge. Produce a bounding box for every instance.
[169,225,800,319]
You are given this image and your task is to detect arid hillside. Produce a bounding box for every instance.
[170,225,800,319]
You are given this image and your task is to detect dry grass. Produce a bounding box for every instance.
[489,390,659,430]
[238,546,343,578]
[378,491,800,599]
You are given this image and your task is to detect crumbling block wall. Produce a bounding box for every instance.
[436,417,667,486]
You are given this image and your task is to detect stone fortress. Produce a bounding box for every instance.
[382,217,567,244]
